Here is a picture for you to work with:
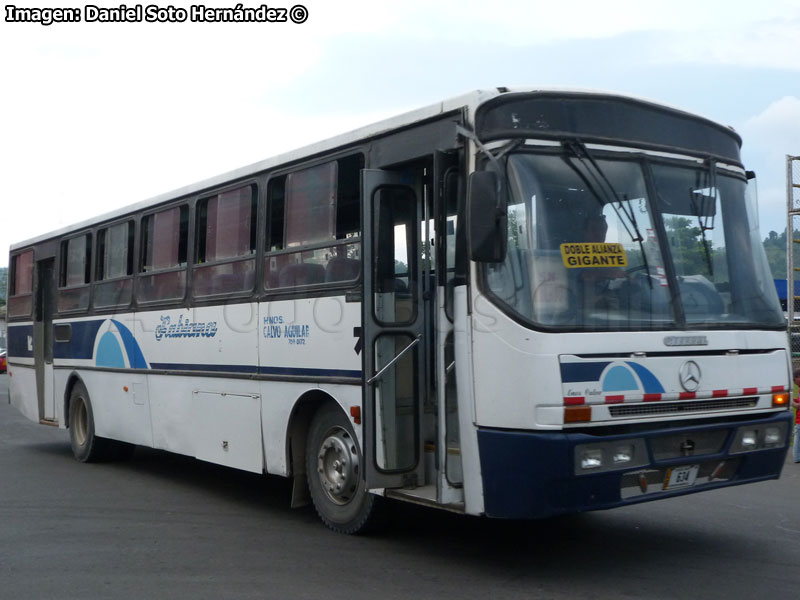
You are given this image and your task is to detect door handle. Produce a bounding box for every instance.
[367,334,421,385]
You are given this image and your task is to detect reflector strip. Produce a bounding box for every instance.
[564,396,585,406]
[562,385,784,406]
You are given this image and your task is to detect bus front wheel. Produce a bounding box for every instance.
[305,404,379,534]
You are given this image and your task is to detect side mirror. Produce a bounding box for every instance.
[467,171,507,262]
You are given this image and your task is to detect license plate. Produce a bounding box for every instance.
[663,464,699,490]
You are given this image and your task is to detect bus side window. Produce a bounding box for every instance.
[57,233,92,313]
[264,154,363,291]
[8,249,35,318]
[137,205,188,303]
[94,221,134,309]
[193,185,257,298]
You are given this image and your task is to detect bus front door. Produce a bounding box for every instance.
[34,258,56,422]
[361,170,426,490]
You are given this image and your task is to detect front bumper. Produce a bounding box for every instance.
[477,410,792,519]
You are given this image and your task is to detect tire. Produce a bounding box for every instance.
[68,382,133,462]
[306,404,380,534]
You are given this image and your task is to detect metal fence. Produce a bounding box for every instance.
[786,156,800,360]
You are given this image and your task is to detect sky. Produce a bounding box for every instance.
[1,0,800,268]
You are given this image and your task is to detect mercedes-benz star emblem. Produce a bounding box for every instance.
[679,361,702,392]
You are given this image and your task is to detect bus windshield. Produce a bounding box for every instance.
[484,150,784,331]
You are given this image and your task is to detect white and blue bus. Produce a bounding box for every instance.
[6,87,792,533]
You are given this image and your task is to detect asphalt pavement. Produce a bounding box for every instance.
[2,372,800,600]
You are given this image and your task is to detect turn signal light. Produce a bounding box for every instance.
[772,392,789,408]
[564,405,592,423]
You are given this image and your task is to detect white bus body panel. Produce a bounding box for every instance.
[453,285,484,516]
[257,297,361,378]
[135,304,258,373]
[192,389,262,473]
[470,296,790,429]
[261,381,363,479]
[43,363,55,421]
[39,296,362,477]
[72,370,154,447]
[9,365,38,423]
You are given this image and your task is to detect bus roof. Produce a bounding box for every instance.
[10,86,723,251]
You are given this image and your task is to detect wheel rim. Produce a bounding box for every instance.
[315,426,360,505]
[73,396,88,447]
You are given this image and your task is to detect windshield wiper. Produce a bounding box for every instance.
[690,158,717,276]
[562,140,644,243]
[562,139,651,286]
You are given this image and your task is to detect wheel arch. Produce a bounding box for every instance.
[63,371,86,429]
[285,389,351,508]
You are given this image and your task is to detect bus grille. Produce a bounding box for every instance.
[609,397,758,418]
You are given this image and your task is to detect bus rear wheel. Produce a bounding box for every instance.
[68,382,134,462]
[306,404,379,534]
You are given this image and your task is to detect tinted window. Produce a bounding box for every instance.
[95,221,134,309]
[265,154,363,290]
[58,234,91,312]
[194,185,257,297]
[138,205,188,302]
[8,250,34,318]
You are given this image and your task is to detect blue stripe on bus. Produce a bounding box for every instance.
[7,324,34,358]
[559,361,610,383]
[149,362,257,373]
[111,319,148,369]
[257,366,362,379]
[626,361,665,394]
[54,320,104,359]
[20,315,360,379]
[148,363,362,379]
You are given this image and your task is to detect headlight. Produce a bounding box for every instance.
[731,423,788,454]
[580,448,603,470]
[740,430,758,449]
[613,445,635,464]
[764,427,781,446]
[574,439,648,474]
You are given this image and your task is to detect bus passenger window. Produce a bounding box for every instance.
[285,162,337,247]
[193,185,257,297]
[8,249,34,318]
[138,205,188,303]
[94,221,134,309]
[264,154,363,291]
[57,233,92,313]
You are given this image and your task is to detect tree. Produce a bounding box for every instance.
[761,228,800,280]
[0,267,6,307]
[664,216,712,276]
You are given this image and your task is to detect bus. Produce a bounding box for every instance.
[6,87,793,533]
